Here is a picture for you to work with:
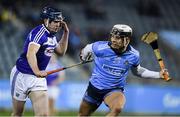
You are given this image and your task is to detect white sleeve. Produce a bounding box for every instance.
[131,65,161,79]
[80,44,93,61]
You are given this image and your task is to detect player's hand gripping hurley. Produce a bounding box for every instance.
[47,60,93,75]
[141,32,171,81]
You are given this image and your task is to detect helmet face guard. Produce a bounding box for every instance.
[41,7,64,22]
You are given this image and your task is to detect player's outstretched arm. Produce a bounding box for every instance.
[131,65,168,79]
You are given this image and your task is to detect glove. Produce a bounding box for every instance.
[80,49,93,62]
[86,52,93,61]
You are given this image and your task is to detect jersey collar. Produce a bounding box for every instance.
[108,41,130,55]
[42,24,50,34]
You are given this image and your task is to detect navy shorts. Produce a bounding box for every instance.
[83,82,124,106]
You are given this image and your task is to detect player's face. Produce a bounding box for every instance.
[110,35,130,50]
[48,20,62,33]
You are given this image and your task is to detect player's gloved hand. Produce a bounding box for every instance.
[80,49,93,62]
[86,52,93,61]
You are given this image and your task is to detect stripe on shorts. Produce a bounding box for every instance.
[11,70,19,96]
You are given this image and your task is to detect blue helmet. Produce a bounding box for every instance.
[40,6,64,21]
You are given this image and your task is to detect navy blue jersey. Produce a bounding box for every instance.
[90,41,140,89]
[16,24,58,75]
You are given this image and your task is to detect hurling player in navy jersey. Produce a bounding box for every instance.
[79,24,168,116]
[10,6,69,116]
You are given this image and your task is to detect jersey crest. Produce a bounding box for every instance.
[43,37,57,46]
[44,47,55,56]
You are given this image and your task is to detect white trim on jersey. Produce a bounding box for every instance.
[29,42,41,47]
[33,27,44,42]
[42,24,50,34]
[132,65,161,79]
[34,27,46,43]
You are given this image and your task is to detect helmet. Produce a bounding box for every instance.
[110,24,132,37]
[40,6,64,21]
[110,24,132,52]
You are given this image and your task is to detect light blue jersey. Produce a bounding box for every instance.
[16,24,58,75]
[90,41,140,89]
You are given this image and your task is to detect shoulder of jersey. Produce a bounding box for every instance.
[94,41,108,44]
[94,41,110,50]
[129,45,139,57]
[32,25,49,34]
[32,25,43,31]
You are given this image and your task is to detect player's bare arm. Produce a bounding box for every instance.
[55,21,69,56]
[27,42,47,77]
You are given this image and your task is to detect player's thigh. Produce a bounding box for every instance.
[12,98,25,115]
[104,91,126,109]
[79,100,99,116]
[29,90,48,115]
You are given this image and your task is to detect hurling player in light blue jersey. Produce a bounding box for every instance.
[79,24,169,116]
[10,6,69,116]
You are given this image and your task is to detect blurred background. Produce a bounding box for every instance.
[0,0,180,116]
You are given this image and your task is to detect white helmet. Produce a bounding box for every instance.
[111,24,132,37]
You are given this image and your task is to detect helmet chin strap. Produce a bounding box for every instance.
[119,38,130,53]
[44,19,56,35]
[45,18,49,28]
[123,38,129,48]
